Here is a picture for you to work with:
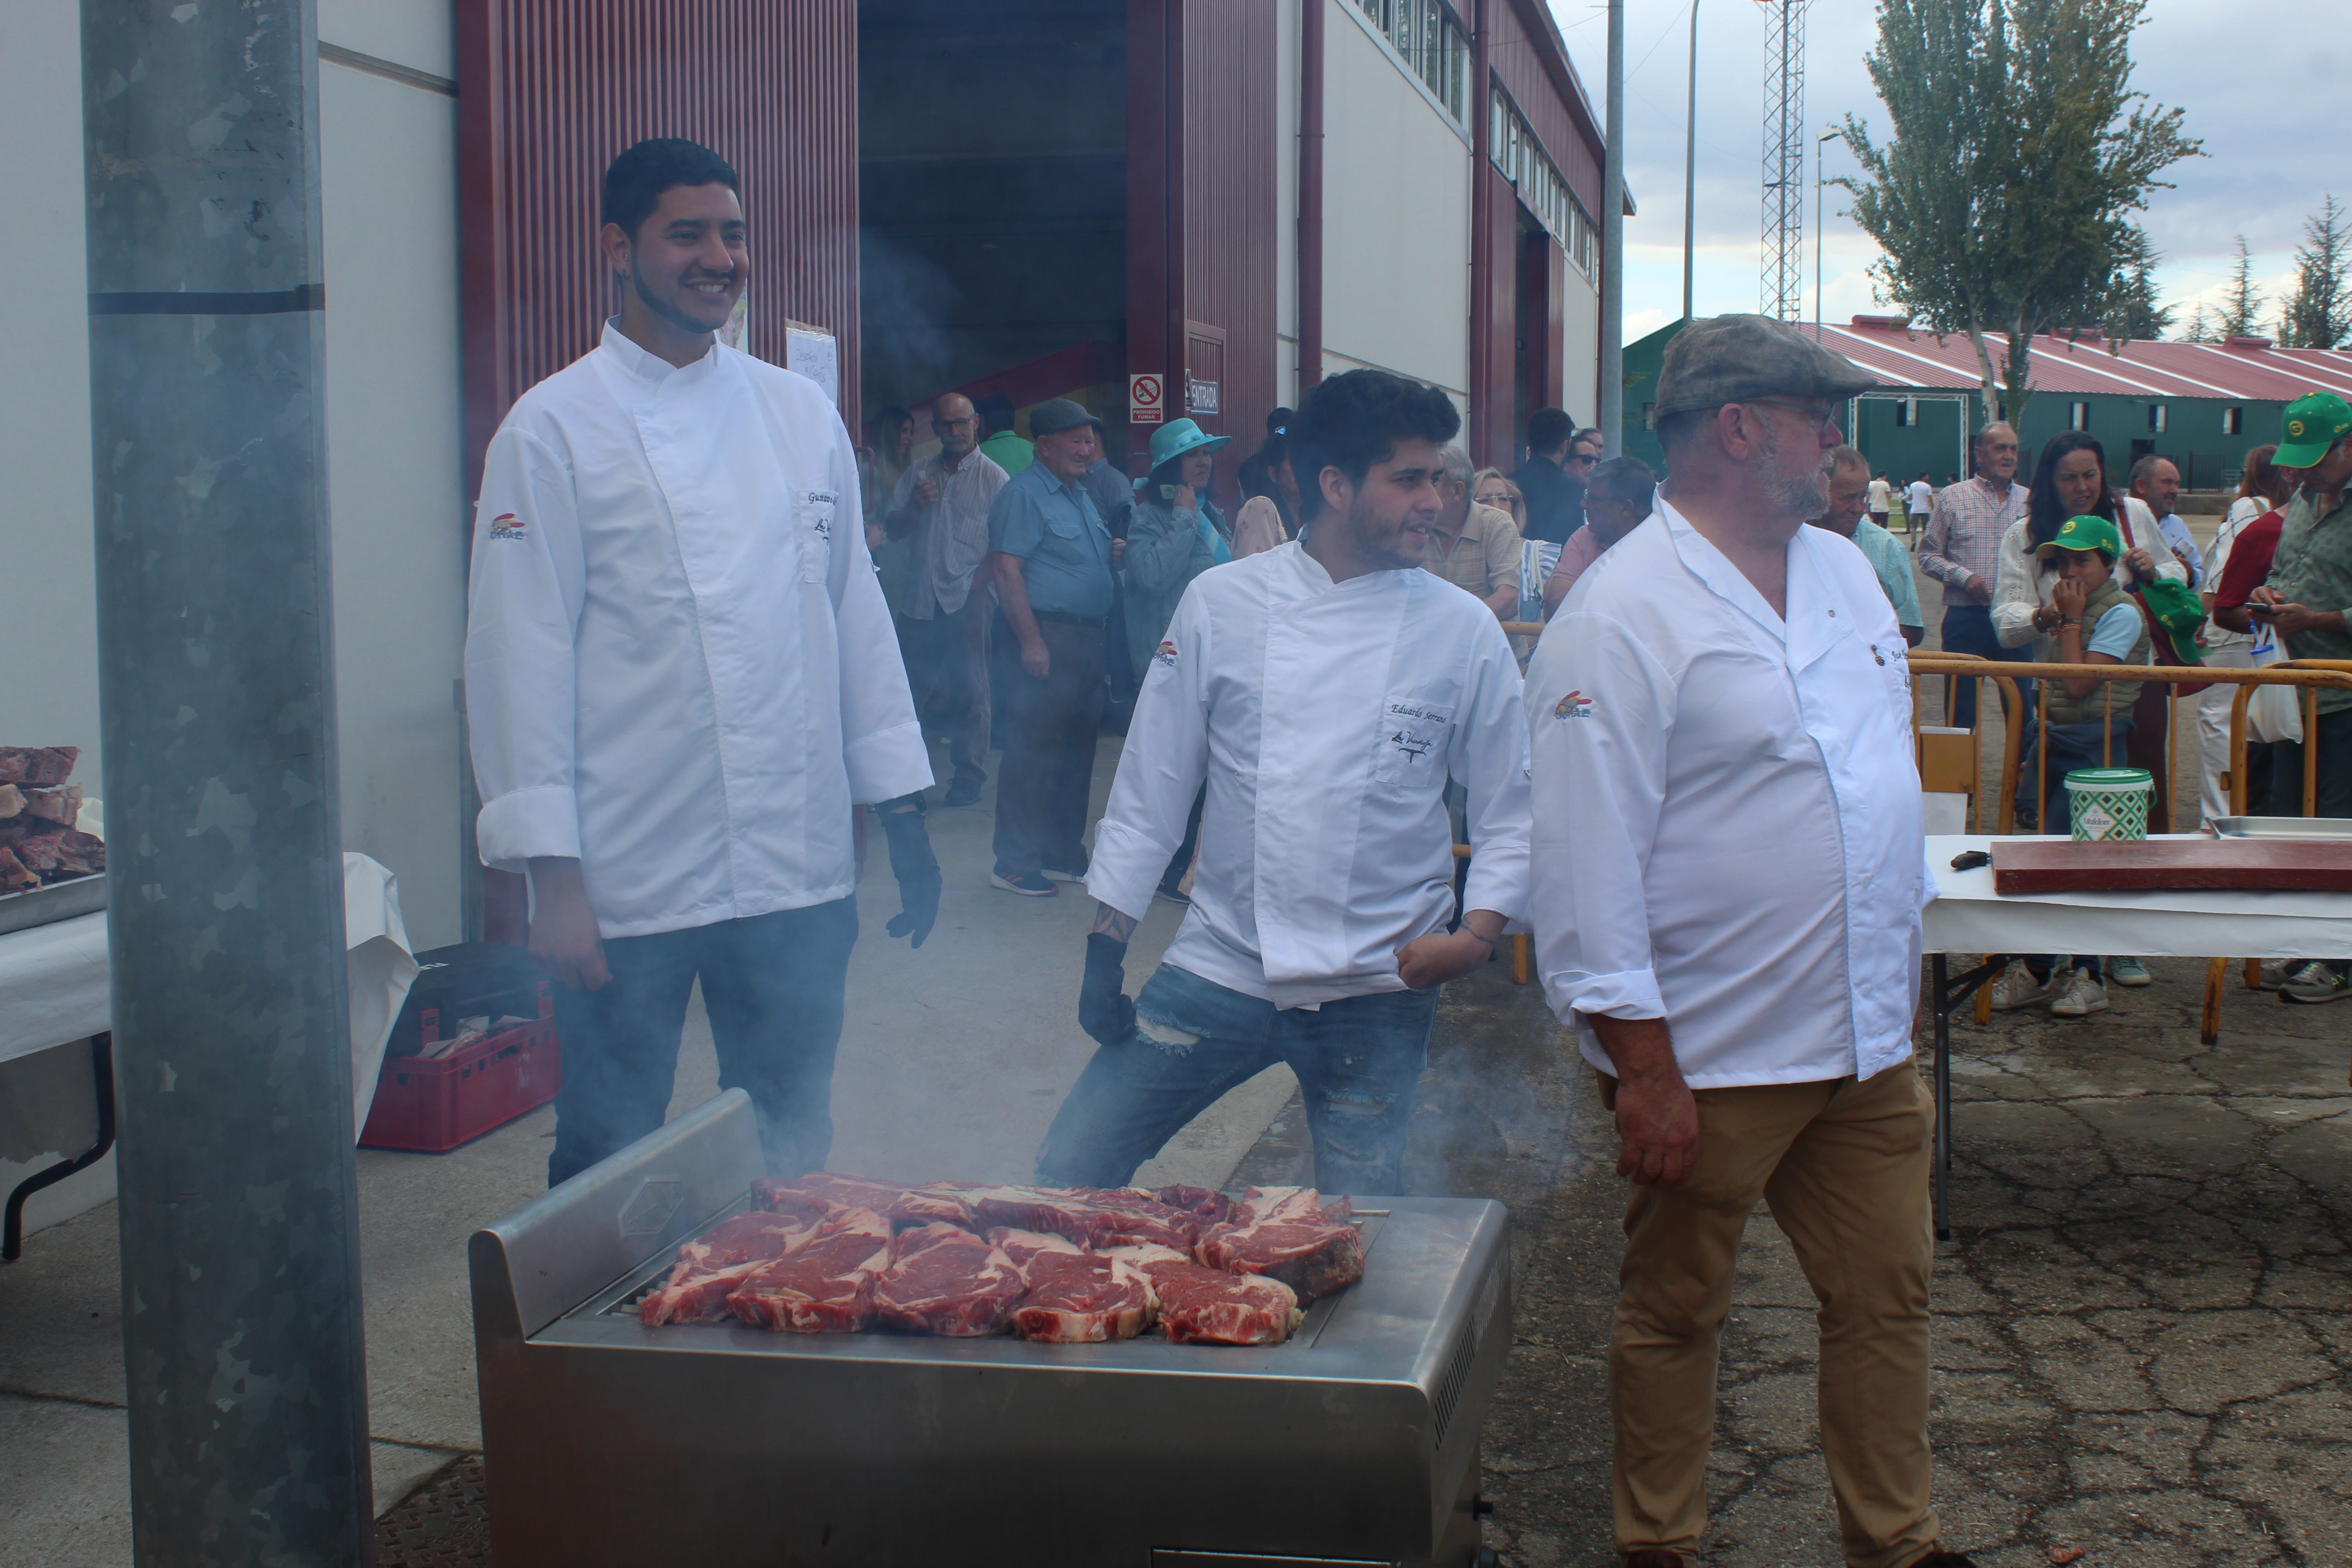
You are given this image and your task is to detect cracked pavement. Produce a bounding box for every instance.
[1386,953,2352,1567]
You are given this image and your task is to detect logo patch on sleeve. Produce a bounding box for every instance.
[488,513,525,541]
[1553,690,1593,720]
[1154,639,1179,668]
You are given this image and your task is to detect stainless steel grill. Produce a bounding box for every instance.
[470,1090,1511,1568]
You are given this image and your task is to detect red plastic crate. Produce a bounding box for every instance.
[359,985,562,1152]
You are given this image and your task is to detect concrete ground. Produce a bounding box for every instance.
[0,732,1295,1567]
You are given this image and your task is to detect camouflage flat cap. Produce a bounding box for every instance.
[1653,314,1878,416]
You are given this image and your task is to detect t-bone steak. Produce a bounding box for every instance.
[1135,1258,1303,1346]
[1198,1186,1366,1301]
[872,1223,1024,1336]
[726,1207,892,1332]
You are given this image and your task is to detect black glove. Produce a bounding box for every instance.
[877,794,941,949]
[1080,931,1136,1046]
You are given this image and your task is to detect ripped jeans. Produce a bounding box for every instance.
[1034,963,1439,1197]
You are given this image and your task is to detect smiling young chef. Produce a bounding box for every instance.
[463,139,940,1187]
[1034,369,1533,1196]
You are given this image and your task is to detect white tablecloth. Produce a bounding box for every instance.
[1923,834,2352,961]
[0,853,421,1137]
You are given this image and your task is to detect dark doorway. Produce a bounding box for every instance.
[857,1,1127,436]
[1512,209,1551,465]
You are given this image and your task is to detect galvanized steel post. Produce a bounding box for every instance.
[1600,0,1626,456]
[81,2,373,1562]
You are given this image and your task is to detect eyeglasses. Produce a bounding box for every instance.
[1564,451,1598,467]
[1740,398,1842,435]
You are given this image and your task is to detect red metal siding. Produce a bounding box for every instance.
[456,0,860,492]
[1489,0,1603,220]
[455,0,859,942]
[1472,162,1521,467]
[1128,0,1277,484]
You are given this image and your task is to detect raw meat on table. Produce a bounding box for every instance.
[22,784,80,824]
[887,1182,983,1229]
[727,1208,892,1333]
[873,1223,1024,1336]
[637,1210,823,1326]
[753,1171,909,1216]
[0,748,77,787]
[1147,1184,1238,1225]
[1200,1186,1365,1302]
[986,1227,1086,1273]
[1013,1251,1152,1343]
[1136,1259,1303,1346]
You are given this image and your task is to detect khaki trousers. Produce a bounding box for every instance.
[1602,1063,1938,1568]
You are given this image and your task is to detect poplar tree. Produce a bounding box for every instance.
[2217,235,2264,340]
[1839,0,2200,425]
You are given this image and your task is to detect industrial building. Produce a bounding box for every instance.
[1623,314,2352,490]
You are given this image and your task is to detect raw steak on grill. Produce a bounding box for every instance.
[1013,1251,1152,1343]
[1149,1184,1239,1225]
[727,1207,893,1332]
[872,1224,1023,1336]
[987,1227,1087,1273]
[887,1182,983,1230]
[0,748,78,788]
[753,1172,910,1216]
[962,1185,1105,1243]
[638,1210,822,1327]
[1136,1259,1303,1346]
[1068,1188,1205,1250]
[1199,1186,1364,1302]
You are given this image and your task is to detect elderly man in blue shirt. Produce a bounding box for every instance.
[985,398,1124,897]
[1810,445,1926,645]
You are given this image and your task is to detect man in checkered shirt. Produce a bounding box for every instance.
[1917,422,2029,729]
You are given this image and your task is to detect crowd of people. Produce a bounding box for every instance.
[459,137,2352,1568]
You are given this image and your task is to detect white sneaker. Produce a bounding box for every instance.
[2109,955,2151,987]
[2049,969,2110,1018]
[1988,959,2056,1011]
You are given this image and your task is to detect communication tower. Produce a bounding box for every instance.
[1758,0,1807,320]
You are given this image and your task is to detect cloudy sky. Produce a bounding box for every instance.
[1547,0,2345,343]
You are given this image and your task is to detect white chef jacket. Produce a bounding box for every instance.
[1526,501,1931,1087]
[464,323,933,939]
[1086,541,1533,1010]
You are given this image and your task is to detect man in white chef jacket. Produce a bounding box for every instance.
[1035,369,1532,1196]
[1527,316,1974,1568]
[464,139,939,1187]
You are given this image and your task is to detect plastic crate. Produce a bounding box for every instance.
[360,957,562,1153]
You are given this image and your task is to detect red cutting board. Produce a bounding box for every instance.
[1991,838,2352,894]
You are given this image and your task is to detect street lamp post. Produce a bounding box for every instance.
[1815,125,1841,341]
[1683,0,1700,322]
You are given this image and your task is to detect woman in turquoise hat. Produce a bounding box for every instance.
[1121,417,1234,684]
[1122,417,1232,900]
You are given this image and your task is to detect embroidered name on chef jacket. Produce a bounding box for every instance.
[1383,699,1446,769]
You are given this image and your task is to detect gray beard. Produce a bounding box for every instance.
[1757,421,1831,518]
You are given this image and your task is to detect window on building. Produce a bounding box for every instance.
[2069,401,2090,431]
[1489,86,1594,276]
[2149,403,2167,433]
[1894,397,1918,427]
[1361,0,1470,123]
[2224,406,2243,435]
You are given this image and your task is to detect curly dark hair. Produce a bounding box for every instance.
[1291,370,1461,520]
[2026,429,2114,554]
[602,138,740,239]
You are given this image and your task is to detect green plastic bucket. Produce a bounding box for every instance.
[2064,767,2152,842]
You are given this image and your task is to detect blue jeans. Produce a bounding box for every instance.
[1035,964,1440,1196]
[547,898,858,1187]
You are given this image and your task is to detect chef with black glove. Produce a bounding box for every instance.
[464,137,937,1186]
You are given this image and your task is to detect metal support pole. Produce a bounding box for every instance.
[1682,0,1700,323]
[82,3,372,1562]
[1600,0,1626,456]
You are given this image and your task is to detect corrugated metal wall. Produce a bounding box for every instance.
[1487,0,1601,224]
[454,0,859,942]
[1182,0,1277,464]
[456,0,860,489]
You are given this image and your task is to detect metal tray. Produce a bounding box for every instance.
[0,873,106,937]
[2207,817,2352,843]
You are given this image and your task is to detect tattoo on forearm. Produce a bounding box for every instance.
[1092,904,1137,942]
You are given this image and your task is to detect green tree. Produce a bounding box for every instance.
[2279,194,2349,349]
[2183,303,2217,344]
[1839,0,2201,426]
[2217,235,2264,339]
[2091,224,2175,345]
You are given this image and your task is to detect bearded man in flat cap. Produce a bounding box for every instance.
[1526,315,1973,1568]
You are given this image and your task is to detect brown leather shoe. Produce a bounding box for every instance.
[1622,1553,1685,1568]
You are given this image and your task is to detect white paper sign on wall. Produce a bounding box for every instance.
[1128,372,1164,425]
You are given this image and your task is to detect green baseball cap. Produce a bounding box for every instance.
[2034,514,2123,559]
[2276,391,2352,468]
